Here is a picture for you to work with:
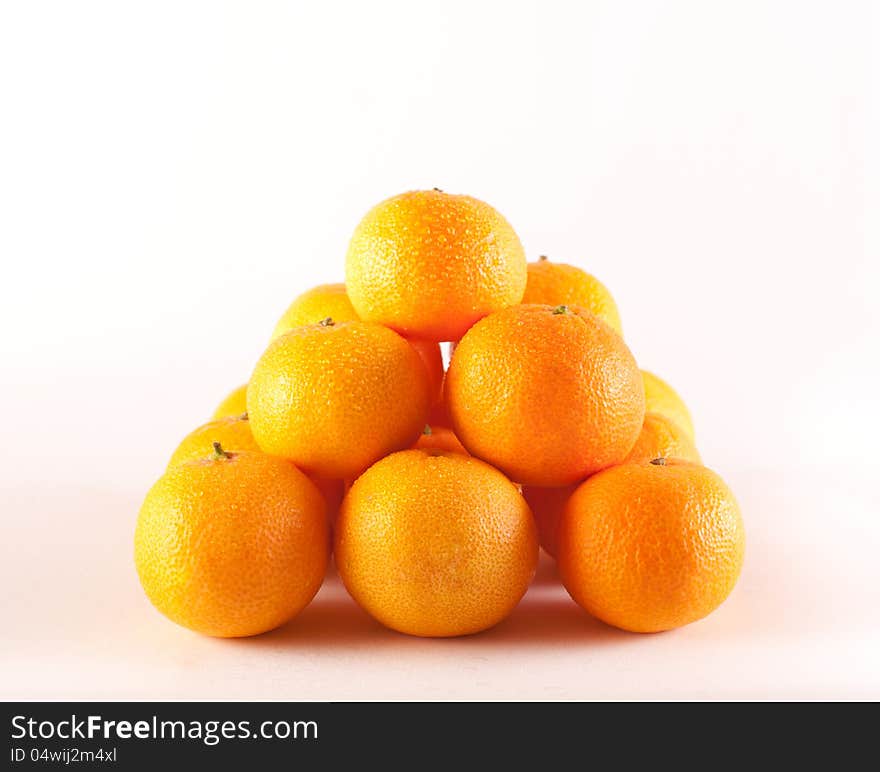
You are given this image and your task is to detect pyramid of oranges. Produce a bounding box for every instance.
[135,189,745,639]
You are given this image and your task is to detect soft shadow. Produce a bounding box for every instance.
[481,595,637,647]
[252,595,387,647]
[237,579,640,650]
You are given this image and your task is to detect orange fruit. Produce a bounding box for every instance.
[270,282,444,407]
[345,189,527,342]
[521,484,577,558]
[557,458,745,633]
[167,414,258,468]
[623,412,701,464]
[522,256,622,334]
[413,423,468,455]
[446,304,645,486]
[247,319,431,479]
[135,445,329,637]
[271,282,359,340]
[212,384,248,420]
[335,450,538,637]
[642,369,695,440]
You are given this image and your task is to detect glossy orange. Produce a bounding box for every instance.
[135,448,329,637]
[346,189,527,341]
[248,319,431,479]
[446,304,645,486]
[557,459,745,633]
[335,450,538,637]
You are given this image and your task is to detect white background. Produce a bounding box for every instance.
[1,1,878,699]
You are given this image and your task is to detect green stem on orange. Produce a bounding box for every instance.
[423,424,433,436]
[319,317,335,327]
[538,255,549,261]
[552,305,570,315]
[650,457,667,466]
[212,441,231,460]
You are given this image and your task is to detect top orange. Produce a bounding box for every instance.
[345,189,527,342]
[522,256,622,335]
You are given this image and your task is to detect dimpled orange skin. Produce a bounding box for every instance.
[212,385,248,420]
[446,304,645,486]
[413,424,469,455]
[335,450,538,637]
[642,369,695,441]
[135,451,329,638]
[345,190,527,342]
[270,283,444,407]
[247,320,431,480]
[557,459,745,633]
[622,412,701,465]
[167,415,259,468]
[522,484,577,558]
[522,257,623,335]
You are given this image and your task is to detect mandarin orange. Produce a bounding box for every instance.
[446,304,644,486]
[557,458,744,633]
[345,189,527,342]
[135,446,329,637]
[247,319,430,479]
[335,450,538,637]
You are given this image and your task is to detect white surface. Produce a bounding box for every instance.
[1,1,878,699]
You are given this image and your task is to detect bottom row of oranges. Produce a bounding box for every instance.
[135,439,744,639]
